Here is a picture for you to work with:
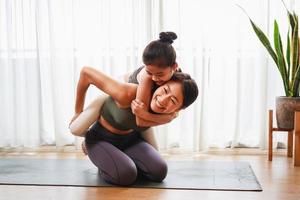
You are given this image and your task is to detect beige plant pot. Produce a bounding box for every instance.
[276,96,300,129]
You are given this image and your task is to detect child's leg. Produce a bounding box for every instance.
[69,94,108,136]
[140,128,158,150]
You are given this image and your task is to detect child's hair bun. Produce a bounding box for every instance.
[159,32,177,44]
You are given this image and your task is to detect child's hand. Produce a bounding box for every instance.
[164,112,179,123]
[172,111,179,119]
[131,99,148,118]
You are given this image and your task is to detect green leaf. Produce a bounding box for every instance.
[289,12,295,30]
[274,20,289,96]
[286,29,293,89]
[287,30,291,76]
[249,19,278,65]
[291,15,299,96]
[292,63,300,96]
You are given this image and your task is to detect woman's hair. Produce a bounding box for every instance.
[171,72,198,109]
[142,32,177,68]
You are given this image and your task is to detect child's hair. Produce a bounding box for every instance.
[142,32,177,68]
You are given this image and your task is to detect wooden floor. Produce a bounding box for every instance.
[0,148,300,200]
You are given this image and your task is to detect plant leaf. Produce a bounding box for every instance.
[289,12,295,30]
[287,29,291,77]
[291,14,299,96]
[274,20,289,96]
[249,19,278,63]
[293,63,300,96]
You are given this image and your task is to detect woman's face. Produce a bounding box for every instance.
[150,80,184,114]
[145,64,177,86]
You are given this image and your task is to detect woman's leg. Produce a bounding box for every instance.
[140,128,158,150]
[124,140,167,182]
[86,140,138,186]
[69,94,108,136]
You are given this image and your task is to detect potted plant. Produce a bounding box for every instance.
[242,2,300,129]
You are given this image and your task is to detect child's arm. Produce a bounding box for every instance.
[123,71,159,149]
[131,99,178,126]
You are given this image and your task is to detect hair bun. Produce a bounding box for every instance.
[159,32,177,44]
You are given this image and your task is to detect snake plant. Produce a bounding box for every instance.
[241,3,299,97]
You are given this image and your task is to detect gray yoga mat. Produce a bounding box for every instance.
[0,158,262,191]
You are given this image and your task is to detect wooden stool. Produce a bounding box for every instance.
[268,109,300,166]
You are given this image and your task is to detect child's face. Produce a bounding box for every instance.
[145,64,177,86]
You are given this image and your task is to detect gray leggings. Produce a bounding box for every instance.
[85,122,168,186]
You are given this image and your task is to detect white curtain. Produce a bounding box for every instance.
[0,0,149,147]
[154,0,270,150]
[0,0,298,150]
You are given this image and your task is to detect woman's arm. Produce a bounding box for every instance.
[75,67,136,114]
[70,70,129,136]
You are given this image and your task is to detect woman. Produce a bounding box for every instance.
[73,67,198,186]
[69,32,181,150]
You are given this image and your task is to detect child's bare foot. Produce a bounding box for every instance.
[82,140,88,155]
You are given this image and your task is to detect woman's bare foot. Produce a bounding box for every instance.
[82,140,88,155]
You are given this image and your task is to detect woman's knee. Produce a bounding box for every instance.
[148,159,168,182]
[101,162,137,186]
[69,124,86,137]
[117,164,138,186]
[69,117,88,137]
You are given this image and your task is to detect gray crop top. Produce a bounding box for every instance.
[100,96,149,132]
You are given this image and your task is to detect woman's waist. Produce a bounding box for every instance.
[98,116,133,135]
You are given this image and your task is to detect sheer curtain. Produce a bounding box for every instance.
[0,0,297,150]
[0,0,149,147]
[154,0,270,150]
[155,0,299,150]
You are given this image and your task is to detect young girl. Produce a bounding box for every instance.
[69,31,181,150]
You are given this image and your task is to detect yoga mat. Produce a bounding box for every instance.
[0,158,262,191]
